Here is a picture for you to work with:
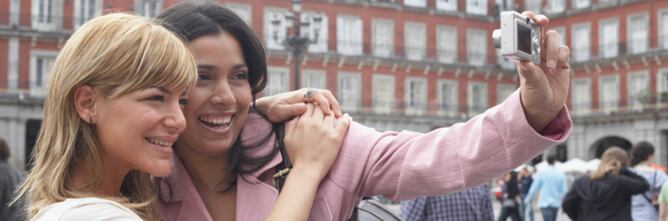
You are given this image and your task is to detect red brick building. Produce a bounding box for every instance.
[0,0,667,169]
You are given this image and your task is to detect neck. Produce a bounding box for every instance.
[175,147,232,192]
[71,155,131,197]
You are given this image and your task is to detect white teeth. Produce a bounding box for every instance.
[145,138,172,147]
[199,116,232,126]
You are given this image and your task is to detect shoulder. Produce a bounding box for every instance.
[34,198,142,221]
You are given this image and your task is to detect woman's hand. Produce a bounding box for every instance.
[283,104,351,180]
[517,11,571,132]
[255,88,342,123]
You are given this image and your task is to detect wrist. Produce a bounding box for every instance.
[290,164,327,182]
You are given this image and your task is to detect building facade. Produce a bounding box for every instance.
[0,0,667,170]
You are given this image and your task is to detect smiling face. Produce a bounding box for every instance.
[175,32,252,157]
[94,87,188,177]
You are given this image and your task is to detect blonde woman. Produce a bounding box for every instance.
[562,147,649,221]
[12,13,348,220]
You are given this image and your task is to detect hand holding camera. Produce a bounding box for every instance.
[493,11,571,132]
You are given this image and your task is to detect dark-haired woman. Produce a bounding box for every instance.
[155,1,574,220]
[498,171,521,221]
[630,141,668,221]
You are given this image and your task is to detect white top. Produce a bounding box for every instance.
[32,197,142,221]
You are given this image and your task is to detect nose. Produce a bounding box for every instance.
[210,80,236,106]
[164,102,187,134]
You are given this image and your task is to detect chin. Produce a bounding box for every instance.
[145,160,173,177]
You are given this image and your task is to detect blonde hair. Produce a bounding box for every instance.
[591,147,629,180]
[13,13,197,220]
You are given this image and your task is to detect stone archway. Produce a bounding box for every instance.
[590,136,632,159]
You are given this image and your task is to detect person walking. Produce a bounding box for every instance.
[630,141,668,221]
[524,155,567,221]
[0,137,24,221]
[519,167,535,221]
[498,171,521,221]
[401,184,494,221]
[562,147,649,221]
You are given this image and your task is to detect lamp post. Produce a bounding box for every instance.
[271,0,322,90]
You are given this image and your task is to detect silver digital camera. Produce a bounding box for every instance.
[492,11,541,64]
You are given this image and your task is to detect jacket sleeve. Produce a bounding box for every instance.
[327,90,573,200]
[618,168,650,195]
[561,185,581,220]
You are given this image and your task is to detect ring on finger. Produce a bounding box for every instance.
[303,88,316,103]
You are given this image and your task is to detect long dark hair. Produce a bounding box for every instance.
[156,1,279,192]
[505,171,519,199]
[630,141,655,166]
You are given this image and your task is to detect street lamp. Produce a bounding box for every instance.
[271,0,323,90]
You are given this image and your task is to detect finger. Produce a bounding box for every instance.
[521,11,549,26]
[290,103,307,116]
[323,114,335,132]
[557,45,571,70]
[305,103,315,118]
[334,114,352,139]
[313,105,325,122]
[284,117,299,137]
[545,30,559,71]
[311,91,332,116]
[517,61,541,81]
[322,90,342,117]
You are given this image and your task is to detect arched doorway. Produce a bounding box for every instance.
[590,136,632,159]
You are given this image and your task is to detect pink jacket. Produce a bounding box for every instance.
[156,90,572,221]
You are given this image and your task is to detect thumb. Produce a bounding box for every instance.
[290,103,307,116]
[334,114,352,139]
[516,61,541,83]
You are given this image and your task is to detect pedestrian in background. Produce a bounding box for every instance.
[562,147,649,221]
[519,167,535,221]
[630,141,668,221]
[401,184,493,221]
[658,181,668,221]
[0,137,24,221]
[498,171,521,221]
[525,155,567,221]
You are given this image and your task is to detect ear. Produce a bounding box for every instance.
[73,85,98,124]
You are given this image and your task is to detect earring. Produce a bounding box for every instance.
[88,116,94,125]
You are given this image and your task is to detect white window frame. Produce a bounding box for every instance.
[627,13,649,54]
[30,50,58,96]
[372,18,394,58]
[573,0,590,9]
[405,22,426,61]
[404,0,427,8]
[571,78,591,115]
[525,0,542,13]
[338,72,361,111]
[658,68,668,107]
[225,3,252,24]
[496,0,515,11]
[134,0,162,18]
[437,79,458,116]
[405,77,427,115]
[548,0,565,13]
[467,81,487,115]
[627,70,649,112]
[266,67,290,96]
[467,29,487,66]
[301,69,326,90]
[466,0,487,16]
[32,0,62,31]
[437,25,457,64]
[598,75,619,114]
[264,7,289,51]
[496,84,516,104]
[337,15,363,56]
[599,18,619,59]
[571,23,591,62]
[74,0,101,28]
[372,74,395,114]
[301,11,328,53]
[660,9,668,50]
[436,0,457,12]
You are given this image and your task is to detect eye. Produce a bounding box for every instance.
[179,98,189,106]
[148,95,165,102]
[232,71,248,80]
[198,72,211,81]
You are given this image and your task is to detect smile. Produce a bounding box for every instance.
[198,115,233,128]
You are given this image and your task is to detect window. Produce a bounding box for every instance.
[467,82,487,115]
[372,19,394,58]
[405,77,427,115]
[599,18,618,58]
[437,26,457,63]
[599,75,619,113]
[554,26,566,45]
[337,15,363,56]
[573,0,590,9]
[436,0,457,11]
[404,0,426,8]
[628,71,648,111]
[437,80,458,115]
[301,12,328,53]
[524,0,542,13]
[338,73,361,111]
[32,0,61,31]
[373,75,394,114]
[30,51,57,95]
[496,0,514,11]
[135,0,161,18]
[266,67,290,96]
[301,70,326,89]
[496,84,515,104]
[660,9,668,49]
[264,7,288,50]
[658,69,668,105]
[466,0,487,15]
[548,0,565,13]
[405,22,426,61]
[467,29,487,66]
[75,0,100,28]
[628,14,648,54]
[572,23,591,62]
[571,79,591,115]
[225,3,252,24]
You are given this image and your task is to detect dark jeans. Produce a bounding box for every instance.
[498,206,520,221]
[540,207,559,221]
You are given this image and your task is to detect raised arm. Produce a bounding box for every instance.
[254,88,341,123]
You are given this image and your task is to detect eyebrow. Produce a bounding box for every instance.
[157,87,172,95]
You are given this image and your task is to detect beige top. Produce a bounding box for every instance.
[33,197,141,221]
